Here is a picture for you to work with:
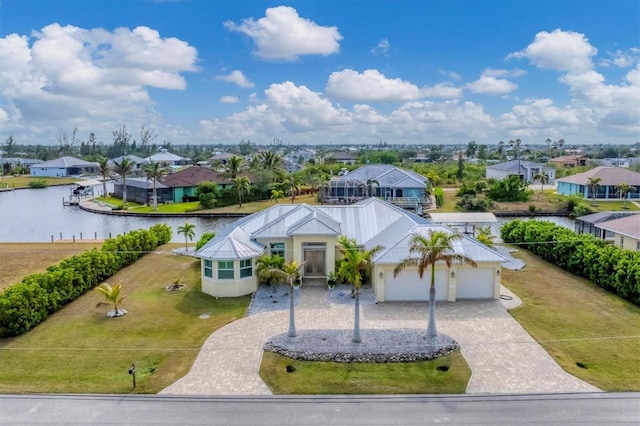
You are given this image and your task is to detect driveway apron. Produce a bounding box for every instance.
[161,286,599,395]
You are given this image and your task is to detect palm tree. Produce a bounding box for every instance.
[270,189,284,203]
[556,138,565,157]
[96,156,110,197]
[474,226,496,249]
[283,176,301,204]
[178,222,196,251]
[111,157,134,209]
[219,155,246,180]
[142,161,168,211]
[616,182,636,209]
[365,178,380,197]
[336,235,383,343]
[586,176,602,205]
[545,138,552,158]
[230,175,251,207]
[259,150,283,175]
[95,282,126,317]
[256,254,285,289]
[270,260,305,337]
[393,230,477,340]
[533,171,550,193]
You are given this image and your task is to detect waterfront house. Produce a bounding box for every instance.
[575,211,640,240]
[161,166,228,203]
[556,167,640,200]
[113,177,170,205]
[486,160,555,183]
[29,156,98,177]
[195,197,506,302]
[598,215,640,251]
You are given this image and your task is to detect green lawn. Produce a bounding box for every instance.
[501,247,640,391]
[0,245,250,394]
[260,350,470,394]
[0,176,77,189]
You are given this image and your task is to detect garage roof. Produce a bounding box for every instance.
[427,212,497,224]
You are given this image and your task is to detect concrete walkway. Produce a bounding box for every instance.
[161,286,600,395]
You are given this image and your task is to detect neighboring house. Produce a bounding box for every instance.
[547,155,588,168]
[328,152,357,165]
[597,157,640,168]
[209,151,235,165]
[113,177,170,205]
[287,148,316,164]
[556,167,640,200]
[29,156,98,177]
[1,157,42,171]
[598,215,640,251]
[486,160,555,183]
[161,166,227,203]
[145,149,190,168]
[324,164,430,212]
[195,197,507,301]
[108,155,147,175]
[574,211,640,240]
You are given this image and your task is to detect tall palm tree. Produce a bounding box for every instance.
[393,230,477,340]
[366,178,380,197]
[533,171,550,193]
[177,222,196,251]
[336,235,383,343]
[142,161,168,211]
[616,182,636,209]
[270,260,305,337]
[95,282,126,317]
[111,158,134,209]
[556,138,565,157]
[587,176,602,205]
[219,155,246,180]
[230,175,251,207]
[96,156,111,197]
[545,138,552,158]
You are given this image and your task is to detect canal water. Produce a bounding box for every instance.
[0,183,575,243]
[0,184,235,243]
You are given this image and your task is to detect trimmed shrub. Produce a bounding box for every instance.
[501,220,640,304]
[196,232,216,251]
[0,224,172,337]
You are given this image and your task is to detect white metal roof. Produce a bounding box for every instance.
[428,212,497,224]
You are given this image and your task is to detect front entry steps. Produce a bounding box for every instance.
[302,278,327,288]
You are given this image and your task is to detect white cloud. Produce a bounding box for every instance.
[215,70,254,88]
[224,6,342,61]
[439,69,462,81]
[482,68,526,78]
[499,98,585,136]
[421,83,462,99]
[507,29,597,73]
[599,48,640,68]
[466,76,518,96]
[0,23,198,143]
[371,39,390,56]
[326,69,422,102]
[219,96,240,104]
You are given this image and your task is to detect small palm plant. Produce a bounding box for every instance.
[95,282,126,317]
[178,222,196,251]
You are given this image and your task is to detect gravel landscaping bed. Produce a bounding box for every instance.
[264,329,459,362]
[326,283,376,305]
[497,246,526,271]
[247,284,300,316]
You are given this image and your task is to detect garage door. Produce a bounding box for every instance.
[384,269,448,301]
[456,268,494,299]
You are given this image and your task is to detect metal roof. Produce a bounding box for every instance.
[597,215,640,239]
[337,165,428,188]
[427,212,497,224]
[557,166,640,186]
[31,156,98,168]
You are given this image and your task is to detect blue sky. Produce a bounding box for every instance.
[0,0,638,146]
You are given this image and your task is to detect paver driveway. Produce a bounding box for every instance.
[161,286,599,395]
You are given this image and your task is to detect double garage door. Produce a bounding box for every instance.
[384,268,494,301]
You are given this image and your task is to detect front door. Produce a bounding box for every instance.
[303,243,326,277]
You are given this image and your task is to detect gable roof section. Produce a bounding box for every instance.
[374,224,508,264]
[576,211,639,225]
[161,166,223,187]
[31,156,97,168]
[196,227,265,259]
[597,214,640,239]
[286,210,342,236]
[338,164,428,188]
[557,166,640,186]
[115,177,168,189]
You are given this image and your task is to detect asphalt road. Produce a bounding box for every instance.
[1,393,638,425]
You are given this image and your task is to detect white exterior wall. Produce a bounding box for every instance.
[614,234,640,251]
[30,167,67,177]
[201,258,258,297]
[291,235,337,276]
[486,168,510,181]
[258,237,295,262]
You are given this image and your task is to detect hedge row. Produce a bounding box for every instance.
[0,224,172,337]
[501,220,640,305]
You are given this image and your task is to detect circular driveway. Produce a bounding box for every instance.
[161,286,600,395]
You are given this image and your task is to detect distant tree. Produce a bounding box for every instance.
[220,155,247,181]
[465,140,478,159]
[177,222,196,251]
[486,175,532,202]
[477,144,488,160]
[231,175,251,207]
[111,157,134,209]
[142,161,168,210]
[96,156,111,197]
[533,171,550,193]
[545,138,553,157]
[616,182,636,209]
[270,189,284,203]
[587,177,602,205]
[456,157,465,181]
